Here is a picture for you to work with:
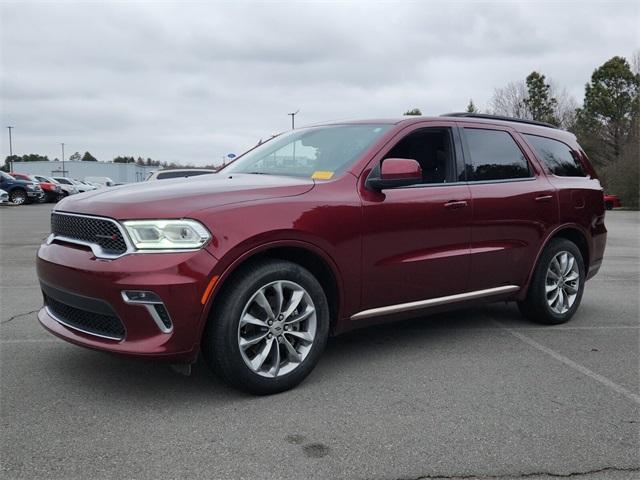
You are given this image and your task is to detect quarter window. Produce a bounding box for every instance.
[524,134,586,177]
[463,128,531,181]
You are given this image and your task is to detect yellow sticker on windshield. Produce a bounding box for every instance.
[311,171,334,180]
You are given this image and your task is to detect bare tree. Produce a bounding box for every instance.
[550,82,579,129]
[488,81,531,119]
[632,49,640,75]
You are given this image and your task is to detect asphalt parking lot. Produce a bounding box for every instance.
[1,203,638,480]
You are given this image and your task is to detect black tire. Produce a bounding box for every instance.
[9,189,27,205]
[202,259,330,395]
[518,238,585,325]
[605,201,613,210]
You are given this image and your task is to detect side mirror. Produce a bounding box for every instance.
[366,158,422,191]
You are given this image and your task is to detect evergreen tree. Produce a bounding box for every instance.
[523,72,558,125]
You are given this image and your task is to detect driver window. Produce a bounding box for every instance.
[384,128,455,184]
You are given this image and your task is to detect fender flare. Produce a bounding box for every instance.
[518,223,591,300]
[196,238,344,338]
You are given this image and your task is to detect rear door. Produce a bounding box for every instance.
[458,124,558,291]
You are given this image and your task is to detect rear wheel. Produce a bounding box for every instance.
[9,189,26,205]
[518,238,585,325]
[202,259,330,394]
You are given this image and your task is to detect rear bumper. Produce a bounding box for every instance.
[36,241,218,362]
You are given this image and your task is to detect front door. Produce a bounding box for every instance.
[359,124,472,313]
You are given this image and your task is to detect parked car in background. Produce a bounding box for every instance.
[31,175,65,202]
[12,173,63,203]
[0,188,8,204]
[0,171,44,204]
[52,177,80,197]
[604,194,621,210]
[75,180,98,191]
[84,176,115,188]
[67,179,95,193]
[37,114,607,394]
[145,168,217,181]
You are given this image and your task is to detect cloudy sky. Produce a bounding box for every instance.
[1,0,638,166]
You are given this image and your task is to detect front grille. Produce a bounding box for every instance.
[45,294,125,340]
[51,212,127,255]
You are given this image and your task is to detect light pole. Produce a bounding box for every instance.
[6,126,13,172]
[287,110,299,130]
[60,143,65,176]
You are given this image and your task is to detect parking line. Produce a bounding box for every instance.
[493,320,640,406]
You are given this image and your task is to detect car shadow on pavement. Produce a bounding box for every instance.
[40,302,529,401]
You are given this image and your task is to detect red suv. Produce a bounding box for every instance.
[37,114,607,394]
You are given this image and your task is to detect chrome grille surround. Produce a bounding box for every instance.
[48,211,133,259]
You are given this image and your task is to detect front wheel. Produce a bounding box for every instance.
[518,238,585,325]
[9,189,26,205]
[202,259,330,394]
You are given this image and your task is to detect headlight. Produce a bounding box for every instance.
[122,219,211,251]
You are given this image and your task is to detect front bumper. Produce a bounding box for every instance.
[27,190,44,200]
[36,241,218,362]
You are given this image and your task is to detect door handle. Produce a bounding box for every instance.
[444,200,468,209]
[535,195,553,203]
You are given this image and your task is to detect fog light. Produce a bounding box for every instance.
[121,290,173,333]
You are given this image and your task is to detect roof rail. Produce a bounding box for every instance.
[441,112,559,129]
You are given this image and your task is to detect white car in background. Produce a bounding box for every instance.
[69,179,97,193]
[52,177,80,196]
[75,180,98,191]
[84,176,115,188]
[0,188,8,204]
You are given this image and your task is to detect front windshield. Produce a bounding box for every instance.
[1,171,16,180]
[223,124,391,179]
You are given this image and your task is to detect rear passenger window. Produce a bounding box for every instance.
[524,134,586,177]
[463,128,531,181]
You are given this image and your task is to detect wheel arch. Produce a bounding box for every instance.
[520,224,590,299]
[201,240,343,334]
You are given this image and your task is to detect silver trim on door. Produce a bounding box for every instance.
[350,285,520,321]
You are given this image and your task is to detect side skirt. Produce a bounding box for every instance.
[350,285,520,321]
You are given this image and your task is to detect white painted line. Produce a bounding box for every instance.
[494,320,640,406]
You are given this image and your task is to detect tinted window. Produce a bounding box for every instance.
[463,129,531,181]
[54,178,72,184]
[524,134,586,177]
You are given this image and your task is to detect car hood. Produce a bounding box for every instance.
[55,173,315,219]
[12,179,37,186]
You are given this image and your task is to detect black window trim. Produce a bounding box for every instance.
[376,125,467,190]
[458,126,537,184]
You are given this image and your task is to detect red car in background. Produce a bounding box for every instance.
[36,113,607,394]
[11,173,62,203]
[604,194,621,210]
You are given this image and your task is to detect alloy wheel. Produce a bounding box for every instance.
[237,280,317,378]
[545,251,580,314]
[10,190,26,205]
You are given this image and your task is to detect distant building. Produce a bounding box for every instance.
[9,161,156,183]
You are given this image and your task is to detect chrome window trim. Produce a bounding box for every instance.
[45,305,124,341]
[350,285,520,321]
